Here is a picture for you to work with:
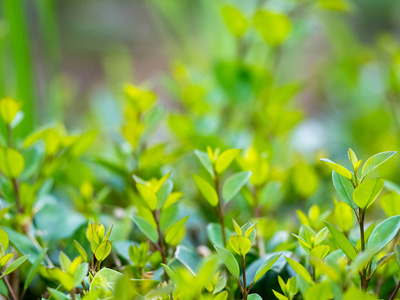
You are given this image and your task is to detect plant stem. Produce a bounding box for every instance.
[241,255,247,300]
[390,279,400,300]
[153,210,169,283]
[4,276,18,300]
[214,178,226,247]
[70,288,76,300]
[358,208,369,290]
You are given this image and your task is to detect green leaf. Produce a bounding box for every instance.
[353,178,384,210]
[254,254,281,283]
[192,174,218,207]
[23,248,48,293]
[285,257,312,284]
[215,149,241,174]
[232,219,242,236]
[320,158,352,180]
[367,215,400,254]
[0,97,21,124]
[0,147,24,178]
[156,179,173,210]
[3,255,29,276]
[361,151,396,179]
[74,240,88,262]
[324,221,356,260]
[59,251,71,272]
[332,171,356,209]
[221,6,247,38]
[73,263,88,286]
[348,148,358,168]
[131,215,159,243]
[194,150,214,179]
[165,216,188,246]
[136,183,157,211]
[214,246,240,279]
[0,228,9,250]
[253,10,291,46]
[395,244,400,269]
[247,294,263,300]
[222,171,251,202]
[90,268,122,293]
[207,223,231,247]
[95,240,112,262]
[229,235,251,256]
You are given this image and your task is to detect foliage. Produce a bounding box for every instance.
[1,0,400,299]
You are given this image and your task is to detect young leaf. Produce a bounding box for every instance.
[220,6,248,38]
[3,255,30,276]
[0,228,9,251]
[222,171,251,202]
[332,171,356,209]
[165,216,188,246]
[247,294,263,300]
[229,235,251,256]
[0,97,21,124]
[131,215,159,243]
[136,183,158,211]
[59,251,71,272]
[348,148,358,168]
[215,149,241,174]
[253,10,291,46]
[285,257,312,284]
[324,221,357,260]
[0,147,24,178]
[320,158,352,180]
[214,246,240,279]
[74,240,88,262]
[194,150,214,178]
[367,215,400,254]
[95,240,112,262]
[192,175,218,207]
[361,151,396,179]
[232,219,242,236]
[254,254,281,283]
[353,178,384,210]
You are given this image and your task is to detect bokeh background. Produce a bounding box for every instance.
[2,0,400,297]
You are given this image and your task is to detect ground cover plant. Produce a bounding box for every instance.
[2,0,400,299]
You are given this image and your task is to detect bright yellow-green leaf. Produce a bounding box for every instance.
[0,253,13,268]
[320,158,352,180]
[0,147,24,178]
[254,254,281,283]
[136,183,158,211]
[95,240,112,262]
[285,257,312,284]
[353,178,384,210]
[0,97,21,124]
[348,148,358,168]
[335,202,353,232]
[310,245,330,259]
[361,151,396,179]
[380,192,400,217]
[253,10,291,46]
[324,221,357,260]
[3,255,29,276]
[59,251,71,273]
[232,219,242,236]
[0,228,9,251]
[153,171,172,193]
[229,235,251,256]
[215,149,241,174]
[221,6,248,38]
[214,246,240,279]
[165,216,188,246]
[192,174,219,207]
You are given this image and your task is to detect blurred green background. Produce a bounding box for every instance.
[2,0,400,298]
